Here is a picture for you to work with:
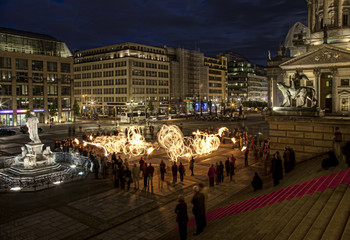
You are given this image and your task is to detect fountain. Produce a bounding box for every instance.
[0,112,88,191]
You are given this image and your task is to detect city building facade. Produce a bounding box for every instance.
[165,47,208,113]
[224,53,267,103]
[204,56,227,105]
[0,27,73,126]
[73,42,170,116]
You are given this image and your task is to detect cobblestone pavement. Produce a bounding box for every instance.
[0,143,263,240]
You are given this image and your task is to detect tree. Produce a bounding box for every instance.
[48,102,58,121]
[148,100,154,115]
[208,100,212,115]
[72,100,80,122]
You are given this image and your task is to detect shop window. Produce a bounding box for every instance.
[33,98,44,108]
[16,98,29,109]
[341,97,349,111]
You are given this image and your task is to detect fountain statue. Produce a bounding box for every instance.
[13,112,56,169]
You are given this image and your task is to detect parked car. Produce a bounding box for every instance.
[0,128,16,136]
[20,125,43,134]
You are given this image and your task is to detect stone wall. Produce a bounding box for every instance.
[266,116,350,161]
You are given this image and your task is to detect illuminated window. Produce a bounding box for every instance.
[341,97,349,111]
[341,79,349,86]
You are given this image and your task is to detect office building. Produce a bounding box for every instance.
[0,27,73,126]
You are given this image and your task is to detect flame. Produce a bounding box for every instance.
[89,135,93,141]
[147,147,154,155]
[241,146,247,151]
[74,138,79,145]
[231,138,236,143]
[218,127,228,137]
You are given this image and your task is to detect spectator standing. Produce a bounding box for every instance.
[147,163,154,188]
[179,162,185,182]
[251,172,263,191]
[125,167,132,190]
[271,151,283,186]
[189,157,195,176]
[143,163,148,188]
[191,185,206,236]
[208,164,216,187]
[160,160,166,182]
[244,147,249,167]
[175,195,189,240]
[132,164,140,189]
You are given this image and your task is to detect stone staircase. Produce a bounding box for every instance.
[159,158,350,240]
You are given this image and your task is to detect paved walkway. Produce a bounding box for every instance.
[0,144,263,240]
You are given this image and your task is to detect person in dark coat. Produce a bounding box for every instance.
[143,163,148,188]
[244,147,249,167]
[175,195,189,240]
[179,162,185,182]
[271,151,283,186]
[251,172,263,191]
[189,157,195,176]
[172,162,178,183]
[160,160,166,181]
[191,185,206,235]
[342,141,350,167]
[283,146,291,173]
[139,157,145,176]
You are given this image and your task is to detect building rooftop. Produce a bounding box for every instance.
[0,27,58,42]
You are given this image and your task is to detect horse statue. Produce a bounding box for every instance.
[277,82,317,108]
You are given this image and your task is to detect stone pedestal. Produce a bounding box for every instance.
[25,143,44,156]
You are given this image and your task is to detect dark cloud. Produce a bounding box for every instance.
[0,0,307,65]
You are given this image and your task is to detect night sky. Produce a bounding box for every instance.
[0,0,307,65]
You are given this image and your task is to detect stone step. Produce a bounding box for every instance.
[322,185,350,240]
[241,198,299,240]
[340,215,350,240]
[304,184,347,240]
[286,188,335,240]
[260,193,318,240]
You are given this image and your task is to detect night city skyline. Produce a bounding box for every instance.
[0,0,307,65]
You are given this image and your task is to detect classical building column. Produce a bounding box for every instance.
[267,76,272,109]
[308,1,313,29]
[324,0,328,26]
[313,68,321,108]
[338,0,343,28]
[331,68,338,113]
[312,0,316,31]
